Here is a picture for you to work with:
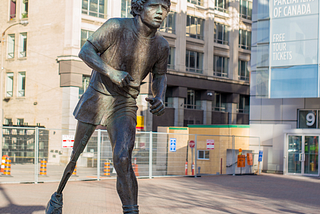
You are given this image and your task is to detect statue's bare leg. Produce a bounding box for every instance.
[107,115,138,214]
[46,121,96,214]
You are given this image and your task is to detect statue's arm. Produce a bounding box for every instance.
[78,41,133,87]
[145,72,167,117]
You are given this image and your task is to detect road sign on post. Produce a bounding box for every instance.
[258,150,263,162]
[206,139,214,150]
[189,140,195,148]
[62,135,74,148]
[169,138,176,152]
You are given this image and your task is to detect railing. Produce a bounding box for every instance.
[0,126,260,183]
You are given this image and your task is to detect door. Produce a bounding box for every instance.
[304,136,319,175]
[288,135,302,174]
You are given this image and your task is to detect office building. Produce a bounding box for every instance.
[0,0,252,162]
[251,0,320,176]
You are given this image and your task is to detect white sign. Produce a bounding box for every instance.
[169,138,176,152]
[62,135,74,148]
[271,0,318,18]
[206,139,214,150]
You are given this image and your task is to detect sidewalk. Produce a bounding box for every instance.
[1,173,320,213]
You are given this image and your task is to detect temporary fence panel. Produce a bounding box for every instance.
[1,126,260,183]
[1,126,37,183]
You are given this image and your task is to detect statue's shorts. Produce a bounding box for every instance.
[73,86,138,127]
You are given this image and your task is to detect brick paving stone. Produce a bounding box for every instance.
[0,173,320,213]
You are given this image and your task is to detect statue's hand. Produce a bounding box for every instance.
[145,97,165,116]
[108,70,134,87]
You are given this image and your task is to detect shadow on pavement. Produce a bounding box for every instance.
[139,174,320,213]
[0,184,45,214]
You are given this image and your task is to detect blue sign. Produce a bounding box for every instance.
[169,138,176,152]
[258,150,263,162]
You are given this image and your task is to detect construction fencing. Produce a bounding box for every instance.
[0,126,261,184]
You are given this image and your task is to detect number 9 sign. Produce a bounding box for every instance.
[306,112,315,126]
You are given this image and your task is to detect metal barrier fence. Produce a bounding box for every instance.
[0,126,260,183]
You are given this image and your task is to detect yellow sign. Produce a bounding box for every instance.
[136,116,144,130]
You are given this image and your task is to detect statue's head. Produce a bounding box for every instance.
[130,0,171,17]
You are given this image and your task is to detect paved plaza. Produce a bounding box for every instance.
[0,173,320,213]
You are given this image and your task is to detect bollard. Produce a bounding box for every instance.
[3,157,12,176]
[104,161,110,176]
[39,159,47,176]
[72,165,78,176]
[185,162,188,175]
[1,155,8,173]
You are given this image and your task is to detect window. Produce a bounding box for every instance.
[213,56,229,77]
[79,75,90,97]
[215,0,229,13]
[198,150,209,160]
[186,15,204,40]
[160,12,175,34]
[184,89,201,109]
[239,29,251,50]
[187,0,203,6]
[7,34,15,59]
[17,118,24,126]
[21,0,28,18]
[19,33,27,58]
[18,72,26,97]
[81,29,94,48]
[238,95,249,114]
[240,0,252,20]
[238,60,249,81]
[121,0,132,18]
[4,118,13,126]
[10,0,16,20]
[82,0,108,18]
[167,47,175,69]
[214,22,229,45]
[186,50,203,73]
[213,93,227,112]
[6,73,14,97]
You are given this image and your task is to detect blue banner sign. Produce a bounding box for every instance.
[258,150,263,162]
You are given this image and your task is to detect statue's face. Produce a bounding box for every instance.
[140,0,169,29]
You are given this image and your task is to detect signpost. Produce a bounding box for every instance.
[188,140,195,176]
[258,150,263,175]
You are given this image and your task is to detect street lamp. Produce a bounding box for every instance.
[0,20,29,158]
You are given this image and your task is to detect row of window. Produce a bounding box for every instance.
[6,33,28,59]
[214,23,251,50]
[80,30,249,79]
[81,14,251,50]
[9,0,28,20]
[118,0,250,17]
[182,89,249,113]
[3,118,25,126]
[5,72,26,98]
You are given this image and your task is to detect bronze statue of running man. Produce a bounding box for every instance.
[46,0,170,213]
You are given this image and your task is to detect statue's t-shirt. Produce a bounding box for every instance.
[87,18,169,99]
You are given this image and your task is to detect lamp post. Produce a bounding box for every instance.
[0,20,28,158]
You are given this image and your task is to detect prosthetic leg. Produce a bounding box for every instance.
[46,123,96,214]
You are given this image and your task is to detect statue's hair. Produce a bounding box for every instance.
[130,0,171,17]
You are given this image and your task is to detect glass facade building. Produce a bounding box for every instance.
[251,0,320,177]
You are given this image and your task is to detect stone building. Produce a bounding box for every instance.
[0,0,251,133]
